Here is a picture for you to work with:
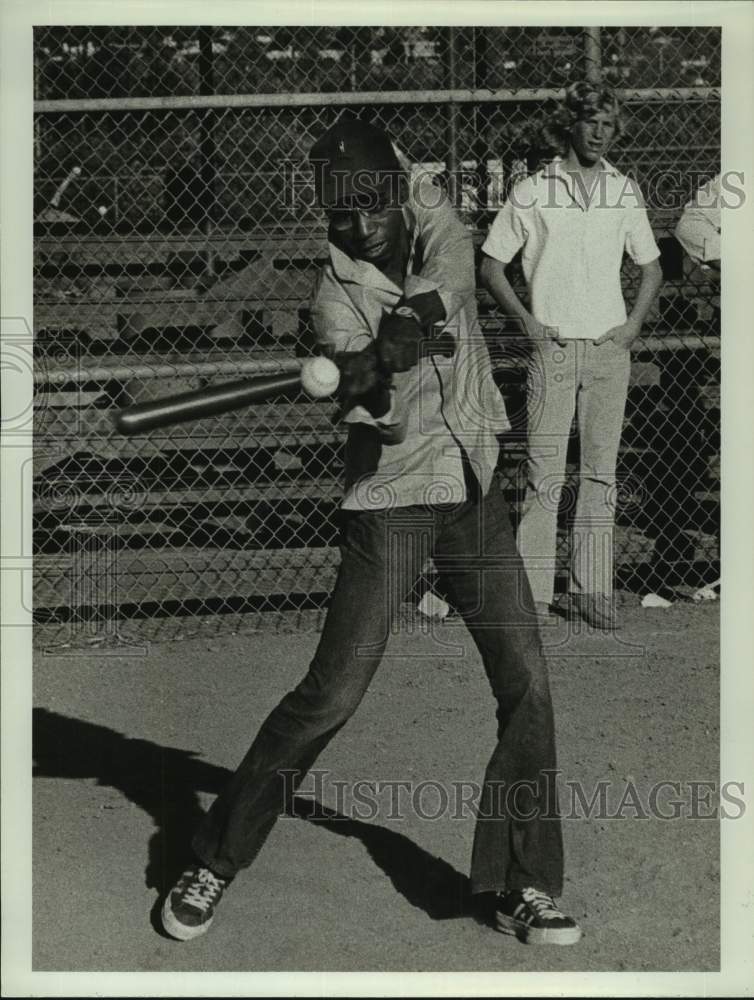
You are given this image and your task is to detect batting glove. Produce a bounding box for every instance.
[334,344,392,419]
[376,309,424,373]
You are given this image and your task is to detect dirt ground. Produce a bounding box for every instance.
[32,597,720,973]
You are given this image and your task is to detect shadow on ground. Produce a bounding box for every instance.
[33,708,479,926]
[33,707,230,895]
[288,797,473,920]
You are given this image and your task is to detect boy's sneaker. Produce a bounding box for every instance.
[161,864,230,941]
[495,887,582,945]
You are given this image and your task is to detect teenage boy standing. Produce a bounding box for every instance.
[480,82,663,629]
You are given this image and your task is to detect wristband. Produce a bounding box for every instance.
[393,305,423,325]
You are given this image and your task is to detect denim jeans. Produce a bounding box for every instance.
[193,482,564,896]
[517,338,631,605]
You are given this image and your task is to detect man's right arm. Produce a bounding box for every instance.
[478,256,555,340]
[478,193,557,341]
[309,269,407,441]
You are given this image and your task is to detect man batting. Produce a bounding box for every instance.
[160,116,581,946]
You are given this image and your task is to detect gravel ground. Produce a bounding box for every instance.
[32,598,720,973]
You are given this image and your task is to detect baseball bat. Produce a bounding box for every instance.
[113,370,303,435]
[50,166,82,208]
[113,335,456,436]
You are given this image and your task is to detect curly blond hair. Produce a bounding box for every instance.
[539,81,624,160]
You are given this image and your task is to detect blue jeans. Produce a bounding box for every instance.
[193,482,564,896]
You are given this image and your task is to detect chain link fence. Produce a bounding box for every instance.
[32,26,721,646]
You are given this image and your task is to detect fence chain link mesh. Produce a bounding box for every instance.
[33,26,721,646]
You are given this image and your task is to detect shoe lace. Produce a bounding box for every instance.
[182,868,226,912]
[520,887,563,919]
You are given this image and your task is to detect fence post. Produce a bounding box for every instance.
[446,27,461,209]
[198,26,217,278]
[584,27,603,84]
[472,28,490,225]
[34,52,42,162]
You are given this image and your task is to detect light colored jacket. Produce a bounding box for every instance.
[310,174,510,511]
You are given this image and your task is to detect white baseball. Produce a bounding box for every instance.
[300,357,340,399]
[98,205,108,216]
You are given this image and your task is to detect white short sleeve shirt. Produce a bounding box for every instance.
[675,175,721,266]
[482,159,660,341]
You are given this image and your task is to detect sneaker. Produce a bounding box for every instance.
[161,864,230,941]
[569,592,618,631]
[495,887,582,945]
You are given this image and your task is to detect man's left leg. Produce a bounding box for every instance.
[433,484,580,944]
[570,339,632,629]
[161,507,426,940]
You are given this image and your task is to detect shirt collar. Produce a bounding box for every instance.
[540,156,622,208]
[542,156,621,180]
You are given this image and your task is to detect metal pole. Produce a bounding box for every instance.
[34,356,304,385]
[34,336,722,385]
[34,86,718,114]
[34,52,42,164]
[473,28,490,225]
[198,27,217,278]
[584,27,602,84]
[446,28,460,210]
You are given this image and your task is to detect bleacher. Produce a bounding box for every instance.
[33,217,720,628]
